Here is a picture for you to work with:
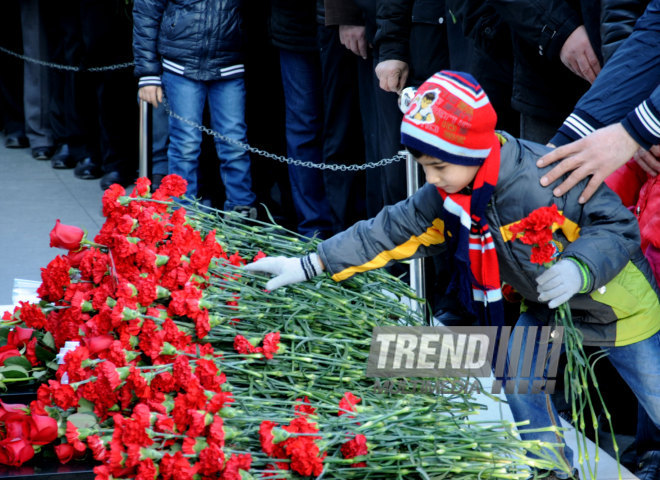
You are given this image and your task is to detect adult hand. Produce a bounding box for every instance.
[559,25,601,84]
[537,123,640,203]
[244,253,324,291]
[339,25,368,59]
[139,85,163,108]
[375,60,409,93]
[536,259,584,309]
[633,144,660,176]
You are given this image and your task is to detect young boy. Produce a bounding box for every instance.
[133,0,257,216]
[246,71,660,479]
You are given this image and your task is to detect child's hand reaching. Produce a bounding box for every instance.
[245,253,324,291]
[536,259,585,308]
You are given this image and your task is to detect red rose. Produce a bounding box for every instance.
[0,437,34,466]
[28,414,58,445]
[3,413,31,439]
[50,219,85,250]
[66,249,87,268]
[0,345,21,366]
[7,326,34,348]
[54,443,74,463]
[0,401,28,421]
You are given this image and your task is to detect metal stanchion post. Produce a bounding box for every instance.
[404,150,426,318]
[138,99,149,179]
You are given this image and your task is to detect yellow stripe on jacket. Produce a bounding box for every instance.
[331,218,446,282]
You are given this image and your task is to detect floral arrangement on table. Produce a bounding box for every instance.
[0,175,570,479]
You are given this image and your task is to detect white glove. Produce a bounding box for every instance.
[244,253,324,290]
[535,259,585,309]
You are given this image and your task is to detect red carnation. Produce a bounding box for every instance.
[338,391,361,417]
[16,302,47,329]
[510,204,566,265]
[198,443,226,476]
[220,453,252,480]
[259,421,285,458]
[259,332,281,360]
[233,335,257,355]
[340,434,368,467]
[294,396,316,417]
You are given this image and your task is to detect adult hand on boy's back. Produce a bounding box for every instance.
[537,123,640,203]
[536,259,583,309]
[139,85,163,108]
[244,253,324,291]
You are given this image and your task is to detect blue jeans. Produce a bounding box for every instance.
[279,49,333,239]
[505,313,660,474]
[161,72,256,210]
[151,98,169,176]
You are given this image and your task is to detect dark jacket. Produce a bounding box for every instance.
[601,0,649,63]
[373,0,448,86]
[318,132,660,346]
[374,0,445,64]
[270,0,318,52]
[459,0,600,122]
[551,0,660,149]
[325,0,364,26]
[133,0,244,83]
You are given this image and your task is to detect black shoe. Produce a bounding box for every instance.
[50,144,77,169]
[32,146,55,160]
[5,135,29,149]
[100,170,136,190]
[74,157,103,179]
[232,205,258,220]
[635,450,660,480]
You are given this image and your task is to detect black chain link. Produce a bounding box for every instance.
[0,45,133,72]
[0,44,406,170]
[162,97,405,171]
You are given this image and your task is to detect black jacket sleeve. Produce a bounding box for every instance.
[373,0,413,63]
[600,0,648,63]
[487,0,581,60]
[318,183,448,281]
[133,0,167,79]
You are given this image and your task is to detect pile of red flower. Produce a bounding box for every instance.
[1,176,259,478]
[0,175,572,480]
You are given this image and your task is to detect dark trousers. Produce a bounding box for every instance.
[43,0,136,174]
[279,48,334,239]
[318,25,367,234]
[356,52,406,218]
[0,1,25,138]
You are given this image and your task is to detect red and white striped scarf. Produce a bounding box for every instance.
[437,136,504,326]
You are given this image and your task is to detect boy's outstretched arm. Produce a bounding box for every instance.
[245,183,447,290]
[245,254,324,291]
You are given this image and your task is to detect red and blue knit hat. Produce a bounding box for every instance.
[400,71,497,166]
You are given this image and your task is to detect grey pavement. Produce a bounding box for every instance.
[0,134,107,305]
